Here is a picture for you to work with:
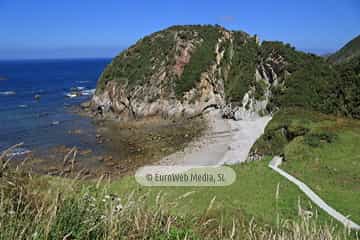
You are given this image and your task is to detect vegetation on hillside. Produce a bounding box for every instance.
[96,29,176,93]
[262,41,360,119]
[97,25,224,97]
[260,42,336,112]
[328,34,360,64]
[224,32,258,102]
[174,26,221,97]
[334,56,360,118]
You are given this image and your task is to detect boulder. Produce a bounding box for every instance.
[80,101,91,109]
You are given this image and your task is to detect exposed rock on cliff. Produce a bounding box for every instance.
[92,25,360,121]
[92,25,277,120]
[92,26,227,120]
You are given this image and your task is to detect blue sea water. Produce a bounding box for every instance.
[0,58,111,153]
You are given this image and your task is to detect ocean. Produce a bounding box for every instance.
[0,58,111,155]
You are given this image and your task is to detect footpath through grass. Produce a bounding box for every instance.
[282,113,360,223]
[254,108,360,224]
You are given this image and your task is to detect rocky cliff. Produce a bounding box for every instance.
[91,25,282,120]
[92,25,228,120]
[91,25,360,120]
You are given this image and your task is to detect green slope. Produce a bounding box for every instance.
[252,108,360,223]
[328,34,360,64]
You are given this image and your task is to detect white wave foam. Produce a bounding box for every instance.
[0,91,16,96]
[65,88,95,98]
[76,81,89,83]
[81,89,95,96]
[6,147,31,157]
[65,92,78,98]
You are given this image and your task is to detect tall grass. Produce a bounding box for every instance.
[0,147,358,239]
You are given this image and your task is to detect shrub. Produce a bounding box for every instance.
[224,32,258,102]
[304,131,337,147]
[175,26,221,97]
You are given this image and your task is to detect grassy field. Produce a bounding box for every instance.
[281,113,360,223]
[109,158,338,226]
[1,165,351,239]
[253,108,360,224]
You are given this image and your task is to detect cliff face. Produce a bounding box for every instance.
[91,25,360,120]
[92,25,283,120]
[92,25,229,120]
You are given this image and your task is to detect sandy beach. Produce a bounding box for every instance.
[219,115,272,165]
[160,110,271,166]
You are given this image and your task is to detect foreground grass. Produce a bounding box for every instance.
[1,163,357,239]
[253,108,360,224]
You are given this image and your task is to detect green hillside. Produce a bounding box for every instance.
[328,34,360,64]
[95,25,360,120]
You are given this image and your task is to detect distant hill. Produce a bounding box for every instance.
[328,34,360,64]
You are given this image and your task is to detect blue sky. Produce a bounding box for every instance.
[0,0,359,59]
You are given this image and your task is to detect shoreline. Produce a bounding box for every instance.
[5,101,272,179]
[9,105,208,179]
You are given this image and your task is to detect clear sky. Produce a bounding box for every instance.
[0,0,359,59]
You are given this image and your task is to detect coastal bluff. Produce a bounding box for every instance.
[91,25,360,121]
